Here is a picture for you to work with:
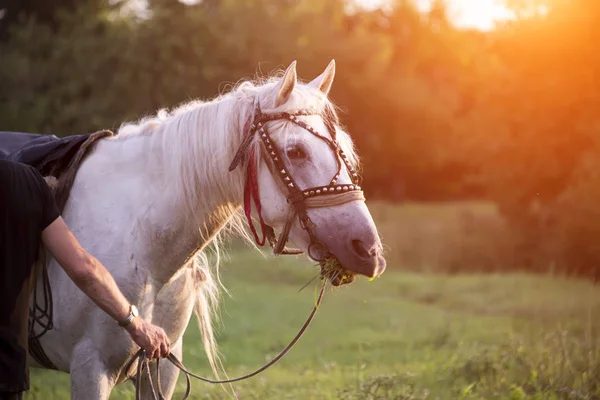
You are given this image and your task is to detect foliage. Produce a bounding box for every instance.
[1,0,600,279]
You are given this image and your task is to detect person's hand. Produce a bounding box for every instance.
[125,318,170,359]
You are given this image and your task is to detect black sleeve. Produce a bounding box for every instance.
[31,168,61,231]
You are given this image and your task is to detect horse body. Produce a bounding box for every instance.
[29,60,386,399]
[32,91,246,397]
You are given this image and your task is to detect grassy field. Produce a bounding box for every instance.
[25,202,600,399]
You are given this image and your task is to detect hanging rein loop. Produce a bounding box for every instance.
[131,279,328,400]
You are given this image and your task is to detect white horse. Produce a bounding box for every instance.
[29,60,386,399]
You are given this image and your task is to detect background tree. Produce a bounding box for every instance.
[1,0,599,279]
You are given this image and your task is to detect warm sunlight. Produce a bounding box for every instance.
[355,0,516,30]
[421,0,516,30]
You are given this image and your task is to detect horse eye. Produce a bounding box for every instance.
[286,146,306,160]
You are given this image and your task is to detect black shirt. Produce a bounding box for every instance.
[0,160,60,392]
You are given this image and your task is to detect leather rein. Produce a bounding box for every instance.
[128,103,367,398]
[128,104,367,398]
[129,280,326,400]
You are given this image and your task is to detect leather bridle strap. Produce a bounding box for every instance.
[269,208,298,255]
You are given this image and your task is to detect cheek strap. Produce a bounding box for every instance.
[242,119,268,246]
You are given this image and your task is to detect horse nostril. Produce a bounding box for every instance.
[351,239,370,259]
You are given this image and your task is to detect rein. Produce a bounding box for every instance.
[130,279,327,400]
[130,102,365,397]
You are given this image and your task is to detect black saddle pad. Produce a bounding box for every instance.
[0,131,92,175]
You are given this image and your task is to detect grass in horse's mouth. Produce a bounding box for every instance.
[320,256,356,286]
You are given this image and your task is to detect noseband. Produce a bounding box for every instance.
[229,103,365,260]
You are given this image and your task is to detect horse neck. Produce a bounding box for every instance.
[122,96,248,281]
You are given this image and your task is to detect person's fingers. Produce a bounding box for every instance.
[130,323,170,359]
[151,347,160,359]
[144,339,157,358]
[160,341,170,358]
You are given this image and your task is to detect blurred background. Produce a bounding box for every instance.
[2,0,600,398]
[2,0,600,281]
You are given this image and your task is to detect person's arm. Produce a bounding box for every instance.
[40,216,170,359]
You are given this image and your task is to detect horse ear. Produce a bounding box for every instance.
[308,59,336,96]
[274,61,297,107]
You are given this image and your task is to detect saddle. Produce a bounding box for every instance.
[0,130,112,207]
[0,129,114,370]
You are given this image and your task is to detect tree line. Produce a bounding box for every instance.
[1,0,599,280]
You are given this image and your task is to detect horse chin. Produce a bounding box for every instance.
[329,270,356,286]
[314,251,386,287]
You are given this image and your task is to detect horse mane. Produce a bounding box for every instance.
[109,69,361,382]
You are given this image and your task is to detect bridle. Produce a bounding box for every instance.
[229,102,365,261]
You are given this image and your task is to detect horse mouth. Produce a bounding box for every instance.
[320,256,357,286]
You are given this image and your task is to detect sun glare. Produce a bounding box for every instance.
[355,0,516,31]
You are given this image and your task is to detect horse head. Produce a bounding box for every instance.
[234,60,386,286]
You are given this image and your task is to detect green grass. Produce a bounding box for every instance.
[26,246,600,400]
[24,202,600,399]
